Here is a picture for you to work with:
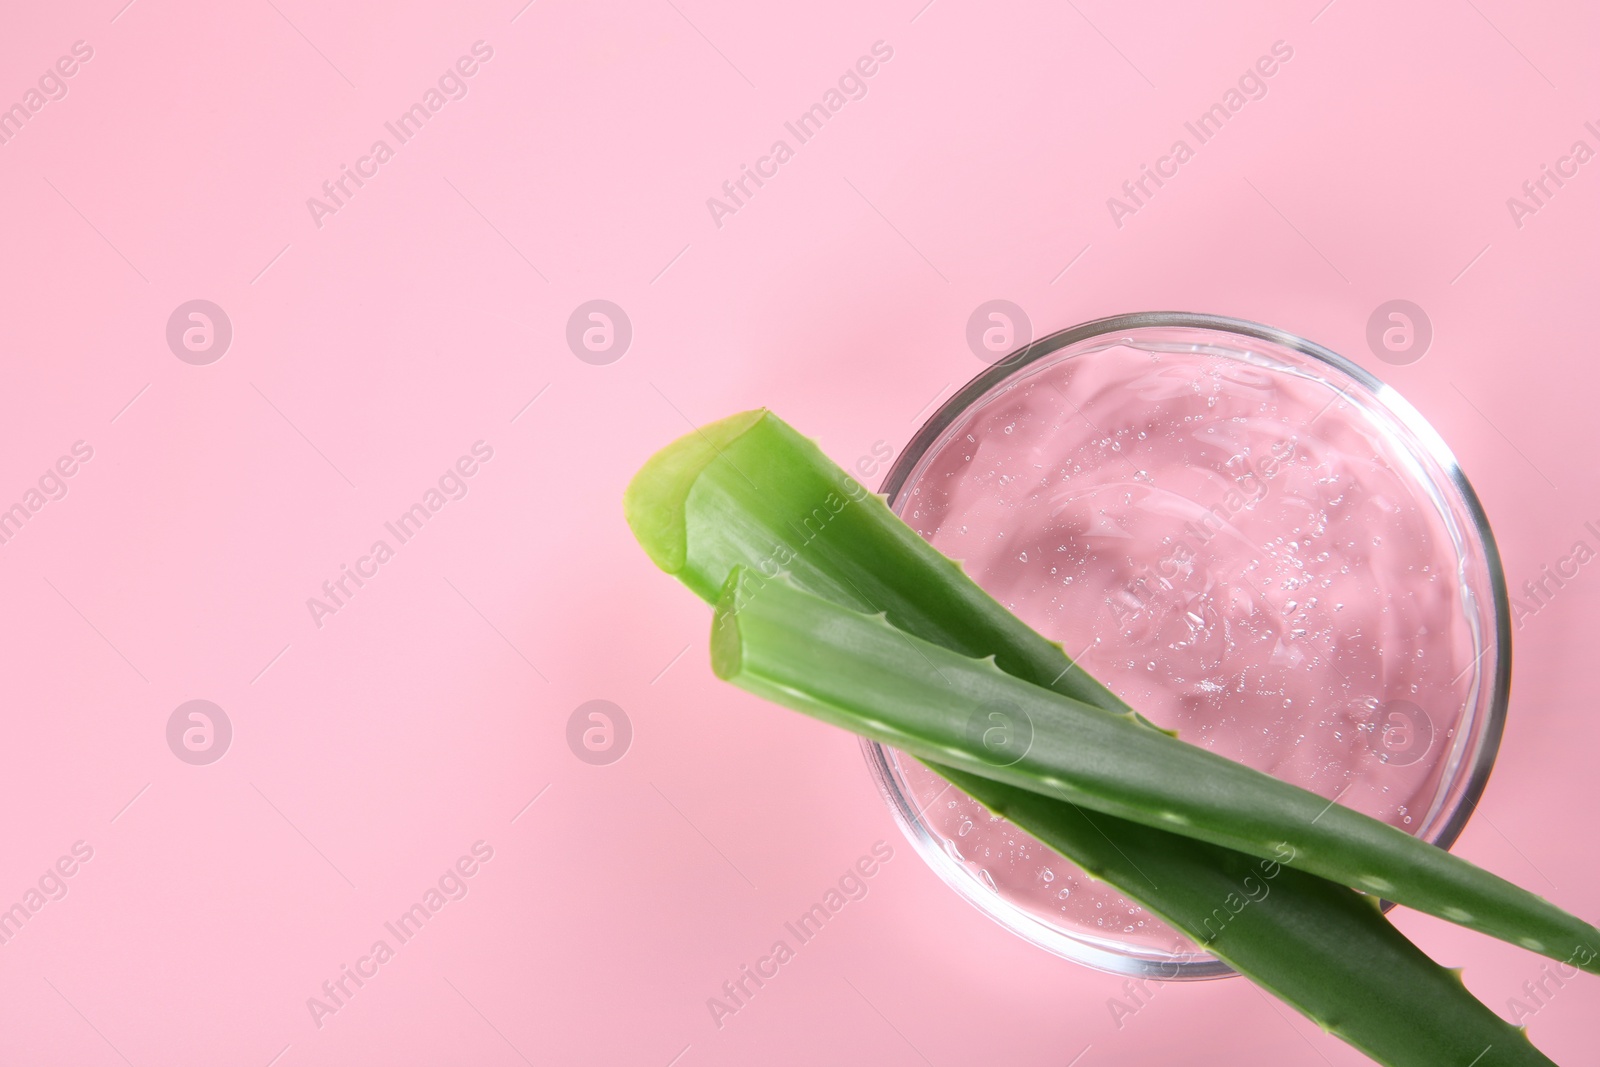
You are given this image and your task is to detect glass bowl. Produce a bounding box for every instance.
[862,312,1510,979]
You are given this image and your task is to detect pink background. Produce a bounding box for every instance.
[1,1,1596,1064]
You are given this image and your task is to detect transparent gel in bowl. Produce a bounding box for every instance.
[863,313,1509,979]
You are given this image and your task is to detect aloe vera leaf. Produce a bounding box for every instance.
[933,763,1557,1067]
[622,408,1598,972]
[711,568,1600,976]
[624,412,1577,1065]
[622,408,1131,716]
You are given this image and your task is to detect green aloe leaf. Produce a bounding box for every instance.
[935,764,1556,1067]
[622,408,1129,716]
[624,408,1597,975]
[623,407,1583,1065]
[713,567,1600,977]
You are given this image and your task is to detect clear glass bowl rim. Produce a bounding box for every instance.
[861,310,1513,981]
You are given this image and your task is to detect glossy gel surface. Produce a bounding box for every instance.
[872,321,1504,973]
